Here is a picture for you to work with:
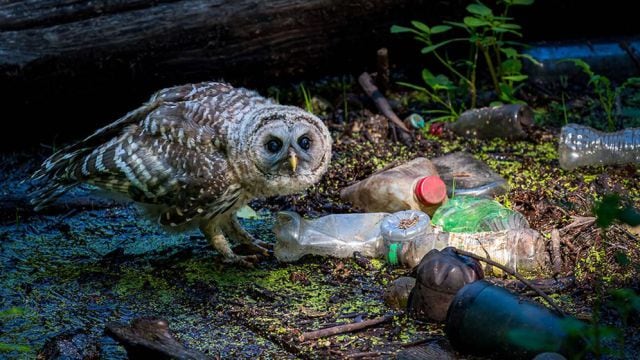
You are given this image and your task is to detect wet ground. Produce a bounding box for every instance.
[2,79,640,359]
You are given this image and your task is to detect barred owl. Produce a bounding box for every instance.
[30,82,332,266]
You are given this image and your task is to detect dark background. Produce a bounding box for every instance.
[1,0,638,152]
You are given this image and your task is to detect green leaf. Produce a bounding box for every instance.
[499,23,522,30]
[500,47,518,58]
[509,0,535,5]
[463,16,489,27]
[466,3,493,16]
[420,38,463,54]
[422,69,455,91]
[390,25,415,34]
[593,194,621,229]
[501,58,523,75]
[614,251,631,266]
[502,75,528,82]
[397,82,429,92]
[430,25,452,34]
[519,53,542,66]
[411,20,430,33]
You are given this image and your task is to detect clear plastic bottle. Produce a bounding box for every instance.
[273,211,388,262]
[558,123,640,170]
[431,195,529,233]
[340,157,448,216]
[390,228,547,273]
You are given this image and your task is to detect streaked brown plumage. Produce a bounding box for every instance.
[30,82,332,265]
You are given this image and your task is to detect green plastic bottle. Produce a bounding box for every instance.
[431,195,529,233]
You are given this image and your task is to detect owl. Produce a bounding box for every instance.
[29,82,332,266]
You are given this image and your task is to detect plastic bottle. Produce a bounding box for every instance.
[558,123,640,170]
[340,157,448,216]
[431,195,529,233]
[379,210,432,265]
[390,228,547,273]
[273,211,388,262]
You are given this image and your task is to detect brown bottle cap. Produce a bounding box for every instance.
[415,175,447,206]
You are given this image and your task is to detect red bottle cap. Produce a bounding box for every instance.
[415,175,447,206]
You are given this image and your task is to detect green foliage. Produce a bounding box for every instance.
[593,194,640,229]
[299,83,314,114]
[561,58,640,131]
[391,0,536,121]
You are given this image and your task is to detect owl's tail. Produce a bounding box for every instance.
[28,147,91,211]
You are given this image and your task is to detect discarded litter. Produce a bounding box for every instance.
[431,195,529,233]
[408,247,483,322]
[445,280,585,359]
[558,123,640,170]
[445,104,534,140]
[273,211,387,262]
[274,209,547,273]
[403,113,425,129]
[380,210,431,266]
[340,157,447,216]
[431,151,508,198]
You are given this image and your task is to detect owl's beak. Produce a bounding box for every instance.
[289,152,298,172]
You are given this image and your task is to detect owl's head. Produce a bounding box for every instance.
[228,105,332,197]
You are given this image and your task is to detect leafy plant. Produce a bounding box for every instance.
[562,58,640,131]
[391,0,537,121]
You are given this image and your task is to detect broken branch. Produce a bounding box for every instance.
[358,72,411,134]
[299,314,394,342]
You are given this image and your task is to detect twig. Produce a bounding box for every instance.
[299,314,394,341]
[560,216,596,232]
[452,248,566,316]
[376,48,390,94]
[346,351,390,359]
[551,229,563,274]
[358,72,411,134]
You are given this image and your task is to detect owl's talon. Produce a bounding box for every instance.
[223,254,260,268]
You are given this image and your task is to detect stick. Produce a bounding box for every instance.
[551,229,563,274]
[376,48,390,93]
[299,315,394,341]
[358,72,411,134]
[452,248,566,316]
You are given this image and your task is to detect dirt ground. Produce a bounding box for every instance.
[1,76,639,359]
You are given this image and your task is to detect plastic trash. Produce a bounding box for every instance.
[431,195,529,233]
[340,157,447,216]
[558,123,640,170]
[391,228,546,273]
[446,104,533,139]
[431,151,508,198]
[408,247,484,321]
[446,280,585,359]
[273,211,388,262]
[403,113,425,129]
[380,210,431,265]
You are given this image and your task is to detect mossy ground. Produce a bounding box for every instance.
[1,75,639,359]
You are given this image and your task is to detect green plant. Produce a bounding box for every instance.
[299,83,314,114]
[582,194,640,357]
[562,58,640,131]
[391,0,537,121]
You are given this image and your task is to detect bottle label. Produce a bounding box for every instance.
[387,243,400,265]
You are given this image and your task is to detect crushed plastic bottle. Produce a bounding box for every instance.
[431,195,529,233]
[273,211,388,262]
[558,123,640,170]
[340,157,448,216]
[431,151,508,198]
[380,210,432,265]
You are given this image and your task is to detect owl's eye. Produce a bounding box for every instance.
[298,136,311,150]
[266,139,283,153]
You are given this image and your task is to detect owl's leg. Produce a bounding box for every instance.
[228,215,272,255]
[200,219,259,267]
